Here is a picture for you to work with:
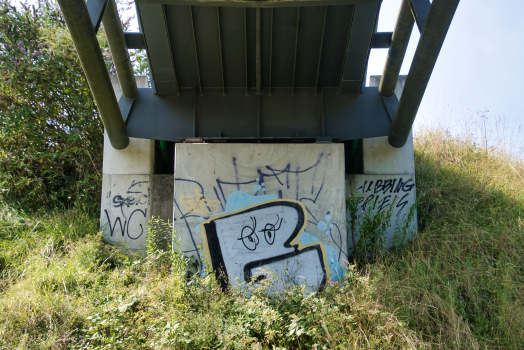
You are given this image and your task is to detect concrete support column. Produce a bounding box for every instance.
[100,76,153,254]
[174,143,348,291]
[346,75,417,251]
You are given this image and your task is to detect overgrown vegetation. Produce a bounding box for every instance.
[0,1,104,210]
[0,207,421,349]
[375,129,524,349]
[0,1,147,211]
[1,1,523,349]
[1,127,523,349]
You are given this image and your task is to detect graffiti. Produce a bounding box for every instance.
[201,199,329,292]
[102,179,150,245]
[356,177,415,217]
[347,174,417,251]
[104,208,147,240]
[174,146,347,287]
[237,214,282,250]
[179,188,221,215]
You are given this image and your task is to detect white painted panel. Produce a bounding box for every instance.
[250,249,325,293]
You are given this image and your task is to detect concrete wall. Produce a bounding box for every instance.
[173,143,348,292]
[100,76,154,253]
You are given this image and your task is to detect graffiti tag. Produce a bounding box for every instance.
[180,188,221,216]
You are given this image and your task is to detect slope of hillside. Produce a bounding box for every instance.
[0,128,523,349]
[378,129,524,349]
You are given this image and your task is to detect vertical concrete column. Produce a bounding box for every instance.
[174,143,348,291]
[364,75,415,175]
[346,75,417,251]
[100,76,153,254]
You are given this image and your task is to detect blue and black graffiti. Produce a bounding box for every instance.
[174,152,348,282]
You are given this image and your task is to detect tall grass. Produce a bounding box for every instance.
[0,208,421,349]
[0,125,523,349]
[375,128,524,349]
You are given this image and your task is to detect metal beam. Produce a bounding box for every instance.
[124,32,146,50]
[408,0,431,33]
[339,2,380,93]
[255,8,261,94]
[217,7,225,95]
[102,0,138,99]
[314,6,327,94]
[86,0,108,33]
[137,3,179,95]
[136,0,386,8]
[244,8,248,95]
[189,6,202,95]
[291,7,300,95]
[124,87,392,142]
[379,0,414,97]
[371,32,392,49]
[389,0,460,148]
[57,0,128,149]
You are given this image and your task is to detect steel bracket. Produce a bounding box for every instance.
[408,0,431,32]
[86,0,108,33]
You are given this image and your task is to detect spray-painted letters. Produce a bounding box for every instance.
[100,175,150,252]
[201,200,329,292]
[174,144,347,291]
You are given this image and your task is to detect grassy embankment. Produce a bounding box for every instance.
[0,129,523,349]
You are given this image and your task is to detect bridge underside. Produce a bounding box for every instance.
[59,0,459,149]
[129,2,387,141]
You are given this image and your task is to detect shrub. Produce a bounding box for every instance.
[0,1,106,211]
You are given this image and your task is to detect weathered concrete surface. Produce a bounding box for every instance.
[103,76,154,175]
[174,143,348,290]
[346,174,417,251]
[364,75,414,175]
[102,133,155,175]
[100,174,151,253]
[100,76,154,253]
[150,174,174,223]
[362,130,415,175]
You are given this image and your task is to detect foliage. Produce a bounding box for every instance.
[346,191,394,264]
[0,0,148,212]
[1,127,524,348]
[0,1,105,210]
[374,128,524,349]
[0,208,421,349]
[146,216,187,281]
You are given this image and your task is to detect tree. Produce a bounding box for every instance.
[0,1,103,210]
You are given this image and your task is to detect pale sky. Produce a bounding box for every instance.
[369,0,524,150]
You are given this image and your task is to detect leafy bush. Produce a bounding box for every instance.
[0,1,105,211]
